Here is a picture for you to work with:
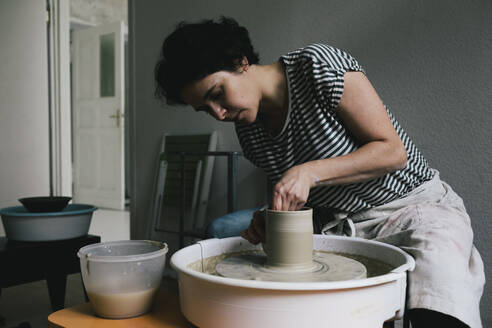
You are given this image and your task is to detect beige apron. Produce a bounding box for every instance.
[318,170,485,327]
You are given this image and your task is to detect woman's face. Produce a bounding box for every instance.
[180,68,261,124]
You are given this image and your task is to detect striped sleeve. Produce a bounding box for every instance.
[305,44,365,111]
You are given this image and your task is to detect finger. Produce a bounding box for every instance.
[273,192,282,211]
[241,211,265,244]
[295,201,306,210]
[245,226,261,245]
[284,191,296,211]
[241,219,262,244]
[240,229,248,240]
[273,181,287,211]
[281,189,291,211]
[286,184,304,211]
[252,215,265,242]
[241,229,257,244]
[287,195,298,211]
[255,210,266,241]
[288,202,297,211]
[241,228,256,244]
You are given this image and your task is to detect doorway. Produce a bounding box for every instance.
[70,20,129,210]
[68,0,131,211]
[46,0,131,210]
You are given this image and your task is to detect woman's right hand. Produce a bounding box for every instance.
[240,210,265,244]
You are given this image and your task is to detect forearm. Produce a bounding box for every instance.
[304,140,407,187]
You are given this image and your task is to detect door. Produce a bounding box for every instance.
[72,21,126,210]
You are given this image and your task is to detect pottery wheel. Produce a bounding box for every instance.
[215,251,367,282]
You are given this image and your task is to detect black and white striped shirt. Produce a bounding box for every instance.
[235,44,434,213]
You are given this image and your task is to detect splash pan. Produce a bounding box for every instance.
[170,235,415,328]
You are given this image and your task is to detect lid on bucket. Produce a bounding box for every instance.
[78,240,168,262]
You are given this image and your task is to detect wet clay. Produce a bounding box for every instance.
[188,249,393,282]
[88,287,158,319]
[265,208,314,269]
[214,208,371,282]
[187,209,396,282]
[215,250,367,282]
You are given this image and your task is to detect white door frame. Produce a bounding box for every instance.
[48,1,129,208]
[46,0,72,197]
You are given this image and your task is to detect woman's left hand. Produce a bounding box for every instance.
[272,164,315,211]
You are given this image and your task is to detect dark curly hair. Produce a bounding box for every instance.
[154,17,260,105]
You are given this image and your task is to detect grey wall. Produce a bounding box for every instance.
[0,0,50,235]
[130,0,492,323]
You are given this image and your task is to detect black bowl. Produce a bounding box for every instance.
[18,196,72,213]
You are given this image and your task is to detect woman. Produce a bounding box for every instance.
[155,17,484,327]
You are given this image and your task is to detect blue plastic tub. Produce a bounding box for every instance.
[0,204,97,241]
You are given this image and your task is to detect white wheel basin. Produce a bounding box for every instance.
[170,235,415,328]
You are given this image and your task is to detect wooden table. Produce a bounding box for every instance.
[48,279,195,328]
[49,278,399,328]
[0,234,101,311]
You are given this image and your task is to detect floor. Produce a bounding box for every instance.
[87,208,130,242]
[0,273,86,328]
[0,208,130,328]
